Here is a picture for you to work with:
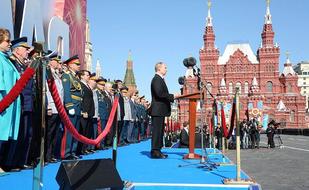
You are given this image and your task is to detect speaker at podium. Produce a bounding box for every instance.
[56,158,124,190]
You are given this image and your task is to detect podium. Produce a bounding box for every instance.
[176,92,203,159]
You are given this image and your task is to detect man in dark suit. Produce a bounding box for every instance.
[77,70,95,155]
[179,122,189,148]
[150,62,177,159]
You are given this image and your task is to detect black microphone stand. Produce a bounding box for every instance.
[178,66,219,170]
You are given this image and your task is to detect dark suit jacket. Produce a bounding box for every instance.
[179,128,189,148]
[80,82,95,118]
[118,94,125,120]
[150,74,174,117]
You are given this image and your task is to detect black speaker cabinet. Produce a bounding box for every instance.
[56,158,123,190]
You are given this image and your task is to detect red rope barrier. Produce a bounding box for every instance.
[228,98,236,139]
[0,67,35,113]
[221,104,228,138]
[47,78,119,145]
[97,118,102,135]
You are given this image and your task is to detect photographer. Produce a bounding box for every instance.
[266,120,275,148]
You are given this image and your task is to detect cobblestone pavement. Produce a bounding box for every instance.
[225,134,309,190]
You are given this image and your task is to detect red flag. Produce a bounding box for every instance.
[221,104,228,138]
[228,97,236,139]
[209,117,213,134]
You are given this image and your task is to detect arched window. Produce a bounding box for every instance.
[290,110,295,122]
[229,82,233,94]
[244,82,249,94]
[235,82,241,94]
[287,83,292,93]
[266,81,273,92]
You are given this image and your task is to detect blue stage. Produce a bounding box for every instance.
[0,140,260,189]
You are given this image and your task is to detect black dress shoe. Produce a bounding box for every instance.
[22,164,34,169]
[10,168,22,172]
[160,153,168,158]
[49,158,57,163]
[151,150,167,159]
[73,155,82,159]
[64,155,76,160]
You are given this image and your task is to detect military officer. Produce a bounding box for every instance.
[96,78,110,148]
[61,55,82,160]
[45,53,63,163]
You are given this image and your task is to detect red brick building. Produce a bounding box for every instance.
[178,1,307,128]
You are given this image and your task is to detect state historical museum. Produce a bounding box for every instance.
[178,1,307,129]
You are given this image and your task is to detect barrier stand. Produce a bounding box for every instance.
[33,57,47,190]
[224,88,255,185]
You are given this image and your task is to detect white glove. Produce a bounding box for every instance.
[68,109,75,115]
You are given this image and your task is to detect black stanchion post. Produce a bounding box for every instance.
[112,94,119,166]
[33,55,47,190]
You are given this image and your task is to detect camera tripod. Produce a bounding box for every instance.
[275,133,284,149]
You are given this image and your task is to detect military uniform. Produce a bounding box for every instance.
[45,54,63,162]
[61,55,82,159]
[96,79,111,147]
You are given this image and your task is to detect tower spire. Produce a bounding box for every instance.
[265,0,272,24]
[123,50,137,93]
[207,0,212,26]
[203,0,217,50]
[95,59,101,77]
[128,49,132,62]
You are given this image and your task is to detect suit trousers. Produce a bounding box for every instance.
[78,117,93,153]
[45,114,61,161]
[151,116,165,151]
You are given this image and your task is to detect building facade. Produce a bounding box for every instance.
[178,1,307,128]
[293,61,309,109]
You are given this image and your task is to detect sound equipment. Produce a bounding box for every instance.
[56,158,123,190]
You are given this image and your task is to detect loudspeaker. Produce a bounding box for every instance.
[56,158,123,190]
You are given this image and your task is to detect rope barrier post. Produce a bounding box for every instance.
[224,88,255,185]
[211,100,216,153]
[33,57,47,190]
[112,94,119,166]
[112,119,118,166]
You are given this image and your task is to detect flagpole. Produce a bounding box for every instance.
[235,88,241,181]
